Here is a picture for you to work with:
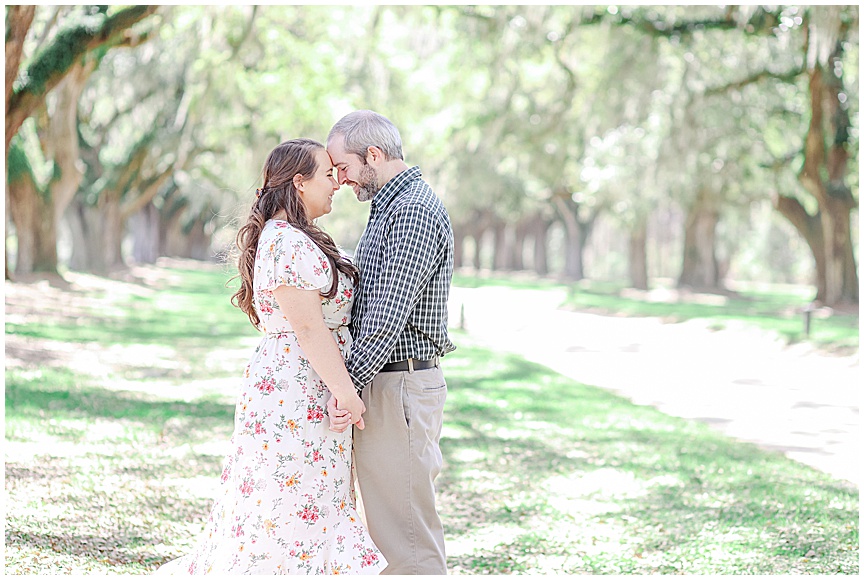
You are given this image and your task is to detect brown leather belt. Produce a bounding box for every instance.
[380,357,439,372]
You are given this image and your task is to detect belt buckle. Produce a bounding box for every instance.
[407,358,415,374]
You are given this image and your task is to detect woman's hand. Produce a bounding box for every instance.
[328,398,353,433]
[327,393,366,431]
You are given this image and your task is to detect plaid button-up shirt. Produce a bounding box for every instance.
[346,165,456,391]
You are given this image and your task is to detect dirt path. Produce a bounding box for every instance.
[448,286,860,487]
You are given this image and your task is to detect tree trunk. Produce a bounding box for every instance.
[66,202,95,272]
[819,198,857,305]
[66,194,126,274]
[5,193,10,280]
[184,217,212,260]
[159,200,186,257]
[677,188,722,290]
[531,213,550,276]
[563,228,585,280]
[67,200,105,273]
[8,175,59,275]
[492,220,510,271]
[511,220,529,271]
[131,202,161,264]
[471,232,484,270]
[773,193,825,295]
[553,195,595,281]
[773,9,858,307]
[5,5,35,161]
[10,62,98,276]
[795,48,858,305]
[3,6,36,280]
[628,215,649,290]
[452,223,466,269]
[5,5,157,277]
[163,212,212,261]
[162,206,191,258]
[102,193,126,270]
[39,62,95,221]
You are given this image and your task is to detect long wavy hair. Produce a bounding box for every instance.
[231,138,359,328]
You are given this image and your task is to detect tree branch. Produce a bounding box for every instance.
[772,191,821,245]
[7,5,157,153]
[5,5,36,154]
[581,5,785,38]
[228,5,258,59]
[121,143,203,219]
[704,67,805,96]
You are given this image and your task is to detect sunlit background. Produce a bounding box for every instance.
[4,5,860,575]
[6,5,859,305]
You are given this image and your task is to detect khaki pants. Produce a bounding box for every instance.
[354,366,447,575]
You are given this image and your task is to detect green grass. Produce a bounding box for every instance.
[4,265,859,574]
[4,266,255,347]
[440,335,858,574]
[453,273,859,352]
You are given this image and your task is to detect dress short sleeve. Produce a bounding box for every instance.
[256,222,331,292]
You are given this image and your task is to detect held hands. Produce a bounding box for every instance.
[327,392,366,433]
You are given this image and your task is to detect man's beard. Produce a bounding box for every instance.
[355,164,379,202]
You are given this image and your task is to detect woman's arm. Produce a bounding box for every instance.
[273,285,366,429]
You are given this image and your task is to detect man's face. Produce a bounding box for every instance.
[327,135,380,202]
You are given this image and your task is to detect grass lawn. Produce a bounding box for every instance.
[4,263,859,574]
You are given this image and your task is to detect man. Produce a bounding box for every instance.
[326,110,455,575]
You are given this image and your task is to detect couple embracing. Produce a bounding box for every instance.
[157,111,455,575]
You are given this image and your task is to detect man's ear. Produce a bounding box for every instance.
[365,146,384,165]
[293,173,304,191]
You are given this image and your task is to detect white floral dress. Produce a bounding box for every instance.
[157,220,386,575]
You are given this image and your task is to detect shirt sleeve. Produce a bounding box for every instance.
[346,203,444,390]
[257,225,331,292]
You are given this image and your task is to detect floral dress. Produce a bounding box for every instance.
[157,220,386,575]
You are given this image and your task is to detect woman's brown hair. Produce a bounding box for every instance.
[231,138,359,328]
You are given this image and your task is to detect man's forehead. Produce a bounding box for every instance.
[327,134,345,150]
[327,138,349,159]
[331,149,363,165]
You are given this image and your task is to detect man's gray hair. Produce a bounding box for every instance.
[328,110,404,161]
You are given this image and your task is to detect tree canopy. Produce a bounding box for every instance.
[5,5,859,306]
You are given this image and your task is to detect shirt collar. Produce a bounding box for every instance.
[371,165,422,214]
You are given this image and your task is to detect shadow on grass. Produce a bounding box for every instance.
[6,266,255,347]
[5,295,254,347]
[4,285,859,575]
[5,366,233,572]
[5,529,168,568]
[5,367,234,434]
[438,345,859,574]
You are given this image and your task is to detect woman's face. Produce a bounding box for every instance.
[297,148,339,220]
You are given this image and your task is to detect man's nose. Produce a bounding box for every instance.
[337,168,348,185]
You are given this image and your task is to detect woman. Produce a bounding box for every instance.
[157,138,386,575]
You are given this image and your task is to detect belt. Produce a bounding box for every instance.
[380,357,439,373]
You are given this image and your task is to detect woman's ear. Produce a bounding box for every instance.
[293,173,305,192]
